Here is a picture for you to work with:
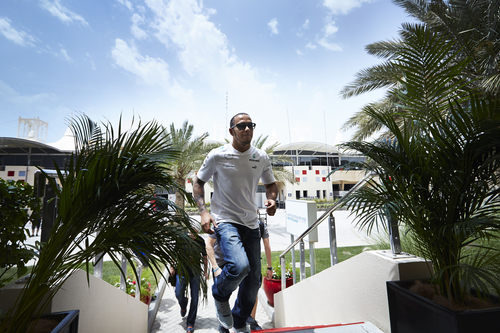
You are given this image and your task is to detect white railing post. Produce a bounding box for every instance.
[280,256,286,290]
[299,240,306,281]
[120,254,127,291]
[329,213,338,266]
[93,253,103,279]
[309,241,315,275]
[290,234,296,284]
[135,261,143,300]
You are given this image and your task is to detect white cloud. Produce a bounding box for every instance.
[39,0,88,26]
[0,17,36,47]
[323,0,373,15]
[131,13,148,40]
[296,49,303,56]
[132,0,282,142]
[302,19,310,30]
[318,38,342,51]
[111,38,170,87]
[268,18,279,35]
[324,21,339,36]
[143,0,277,100]
[305,42,316,50]
[59,47,72,62]
[296,18,309,37]
[318,18,342,51]
[315,0,372,52]
[117,0,134,11]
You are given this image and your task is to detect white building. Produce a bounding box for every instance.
[185,141,366,207]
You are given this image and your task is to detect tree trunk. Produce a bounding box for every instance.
[175,177,185,210]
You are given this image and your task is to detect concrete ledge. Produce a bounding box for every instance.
[273,250,431,333]
[1,269,148,333]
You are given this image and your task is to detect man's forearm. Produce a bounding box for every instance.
[265,182,278,201]
[193,177,207,213]
[205,238,219,268]
[263,238,272,267]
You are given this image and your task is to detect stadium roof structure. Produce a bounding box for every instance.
[0,137,64,155]
[273,141,339,155]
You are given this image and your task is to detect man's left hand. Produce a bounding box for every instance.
[264,199,276,216]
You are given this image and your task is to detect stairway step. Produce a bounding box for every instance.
[256,321,383,333]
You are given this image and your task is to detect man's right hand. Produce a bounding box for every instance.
[200,211,216,234]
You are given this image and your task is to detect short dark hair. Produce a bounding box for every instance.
[229,113,249,128]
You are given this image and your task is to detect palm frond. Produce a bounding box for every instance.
[2,115,205,331]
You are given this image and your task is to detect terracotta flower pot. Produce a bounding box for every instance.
[140,294,152,305]
[262,277,293,307]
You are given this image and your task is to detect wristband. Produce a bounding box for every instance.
[267,267,273,271]
[212,267,220,273]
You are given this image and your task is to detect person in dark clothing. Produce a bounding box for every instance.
[175,234,208,333]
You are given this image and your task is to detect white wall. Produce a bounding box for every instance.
[273,250,431,333]
[286,165,333,200]
[51,269,148,333]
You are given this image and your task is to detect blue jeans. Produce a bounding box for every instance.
[175,271,201,326]
[212,222,261,328]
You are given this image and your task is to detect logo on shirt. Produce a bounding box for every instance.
[224,153,238,160]
[249,158,260,162]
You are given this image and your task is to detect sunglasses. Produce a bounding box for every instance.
[232,122,256,130]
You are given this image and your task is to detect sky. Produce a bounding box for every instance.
[0,0,411,147]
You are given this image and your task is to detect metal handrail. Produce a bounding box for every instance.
[279,171,375,289]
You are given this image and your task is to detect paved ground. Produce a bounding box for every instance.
[151,278,274,333]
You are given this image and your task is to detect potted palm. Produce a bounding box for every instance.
[0,115,205,332]
[262,261,293,307]
[341,24,500,333]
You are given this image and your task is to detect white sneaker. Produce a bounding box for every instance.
[214,299,233,329]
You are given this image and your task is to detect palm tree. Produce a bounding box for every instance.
[394,0,500,95]
[341,24,500,305]
[1,115,204,331]
[162,121,217,210]
[341,0,499,140]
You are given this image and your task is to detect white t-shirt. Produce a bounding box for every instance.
[197,144,276,229]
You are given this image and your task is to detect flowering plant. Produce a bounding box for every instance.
[269,263,293,280]
[114,276,153,304]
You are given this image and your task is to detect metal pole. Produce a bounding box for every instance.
[290,234,296,284]
[309,241,315,276]
[387,210,402,255]
[93,252,103,279]
[136,262,143,300]
[299,240,306,281]
[280,256,286,290]
[120,254,127,291]
[25,147,31,182]
[329,213,338,266]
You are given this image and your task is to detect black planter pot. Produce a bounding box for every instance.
[387,281,500,333]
